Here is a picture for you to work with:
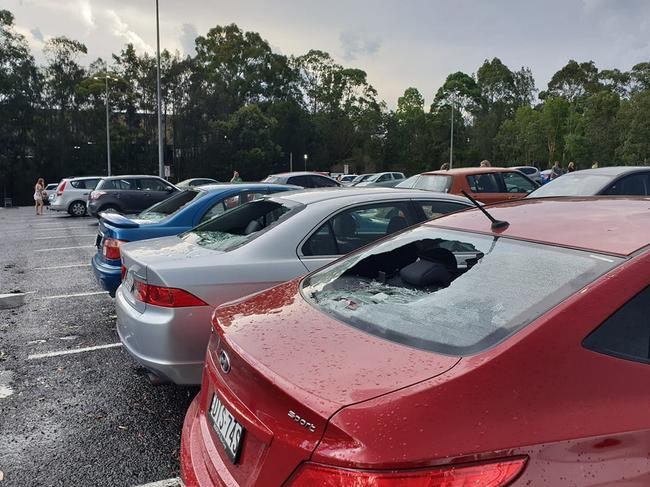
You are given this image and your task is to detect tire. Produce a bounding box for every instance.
[68,200,87,217]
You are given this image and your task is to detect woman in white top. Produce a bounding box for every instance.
[34,177,45,215]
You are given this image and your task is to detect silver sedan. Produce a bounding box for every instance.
[116,188,474,384]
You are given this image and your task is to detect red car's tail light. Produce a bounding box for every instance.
[133,280,207,308]
[287,458,526,487]
[102,238,127,260]
[56,180,67,196]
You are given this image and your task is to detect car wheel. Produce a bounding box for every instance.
[99,205,120,214]
[68,201,87,217]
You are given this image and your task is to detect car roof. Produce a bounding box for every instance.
[99,175,167,179]
[66,176,102,181]
[422,167,524,176]
[268,171,333,178]
[196,183,298,192]
[559,166,650,177]
[271,187,472,205]
[428,197,650,256]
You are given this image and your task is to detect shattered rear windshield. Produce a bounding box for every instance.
[136,189,203,223]
[181,198,301,251]
[302,226,621,356]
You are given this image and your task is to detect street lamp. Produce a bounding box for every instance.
[304,153,308,171]
[449,93,456,170]
[155,0,164,179]
[92,72,119,176]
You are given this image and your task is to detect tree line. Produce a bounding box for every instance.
[2,8,650,204]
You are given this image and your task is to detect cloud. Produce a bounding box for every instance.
[106,9,153,53]
[180,23,198,55]
[79,0,95,30]
[30,27,44,42]
[339,30,381,61]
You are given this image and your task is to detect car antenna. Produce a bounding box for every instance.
[460,190,509,230]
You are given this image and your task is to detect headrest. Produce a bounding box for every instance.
[332,213,357,238]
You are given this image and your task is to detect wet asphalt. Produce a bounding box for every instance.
[0,206,196,487]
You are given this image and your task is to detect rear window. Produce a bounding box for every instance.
[136,189,203,223]
[97,178,136,190]
[528,173,612,197]
[181,198,301,252]
[414,175,452,192]
[71,178,100,189]
[302,226,620,356]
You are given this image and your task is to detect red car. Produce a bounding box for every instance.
[181,197,650,486]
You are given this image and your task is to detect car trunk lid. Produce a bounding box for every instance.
[202,279,459,485]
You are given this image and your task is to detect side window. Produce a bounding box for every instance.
[312,176,338,188]
[86,179,100,190]
[605,174,650,196]
[140,178,167,191]
[302,223,338,256]
[303,203,411,256]
[466,173,502,193]
[415,200,470,220]
[201,201,227,223]
[288,176,310,187]
[392,173,404,179]
[502,172,536,193]
[101,179,135,190]
[583,286,650,365]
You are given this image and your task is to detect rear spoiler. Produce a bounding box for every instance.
[99,213,140,229]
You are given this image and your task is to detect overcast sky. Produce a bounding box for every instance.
[6,0,650,107]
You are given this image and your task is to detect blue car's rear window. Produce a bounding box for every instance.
[137,190,203,223]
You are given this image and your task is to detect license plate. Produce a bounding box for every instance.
[123,270,134,292]
[208,393,244,464]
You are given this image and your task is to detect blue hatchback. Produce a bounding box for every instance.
[91,183,298,295]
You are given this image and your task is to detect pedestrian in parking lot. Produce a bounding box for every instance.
[480,159,491,168]
[440,162,449,170]
[550,161,563,180]
[567,161,576,173]
[230,170,242,183]
[33,177,45,215]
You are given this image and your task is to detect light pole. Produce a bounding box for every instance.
[155,0,164,179]
[303,154,308,171]
[449,93,455,170]
[93,73,119,176]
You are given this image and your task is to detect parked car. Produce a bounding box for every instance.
[176,178,220,188]
[92,183,298,296]
[513,165,542,184]
[540,169,553,184]
[49,176,102,216]
[348,173,375,185]
[180,197,650,487]
[354,172,406,187]
[338,174,358,186]
[262,171,341,188]
[397,167,538,203]
[528,166,650,198]
[42,183,58,206]
[87,175,178,217]
[116,188,473,385]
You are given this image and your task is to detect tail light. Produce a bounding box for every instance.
[287,458,526,487]
[133,280,207,308]
[56,180,67,196]
[90,191,106,200]
[102,238,127,260]
[120,265,126,280]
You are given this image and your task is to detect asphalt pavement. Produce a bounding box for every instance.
[0,206,196,487]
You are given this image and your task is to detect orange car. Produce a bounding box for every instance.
[398,167,539,204]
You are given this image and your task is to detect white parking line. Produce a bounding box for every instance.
[28,343,122,360]
[33,234,96,240]
[35,263,91,270]
[34,245,95,252]
[133,478,181,487]
[40,291,108,299]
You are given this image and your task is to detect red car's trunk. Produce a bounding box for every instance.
[198,280,460,486]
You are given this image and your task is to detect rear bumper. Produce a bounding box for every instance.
[181,395,228,487]
[115,286,210,385]
[87,202,101,217]
[91,253,121,296]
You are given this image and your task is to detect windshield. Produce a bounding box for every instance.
[181,198,301,251]
[263,176,281,184]
[528,173,611,197]
[352,174,373,184]
[302,226,620,356]
[136,189,203,223]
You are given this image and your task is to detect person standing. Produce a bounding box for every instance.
[34,177,45,215]
[440,162,449,170]
[480,159,491,168]
[550,161,563,180]
[567,161,576,173]
[230,170,242,183]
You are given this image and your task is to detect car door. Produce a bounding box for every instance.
[299,201,416,272]
[111,178,140,212]
[465,173,509,203]
[501,171,538,200]
[138,178,175,209]
[602,173,650,196]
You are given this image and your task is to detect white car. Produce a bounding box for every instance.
[50,176,102,217]
[514,166,542,184]
[355,172,406,187]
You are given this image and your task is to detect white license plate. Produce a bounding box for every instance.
[208,393,244,463]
